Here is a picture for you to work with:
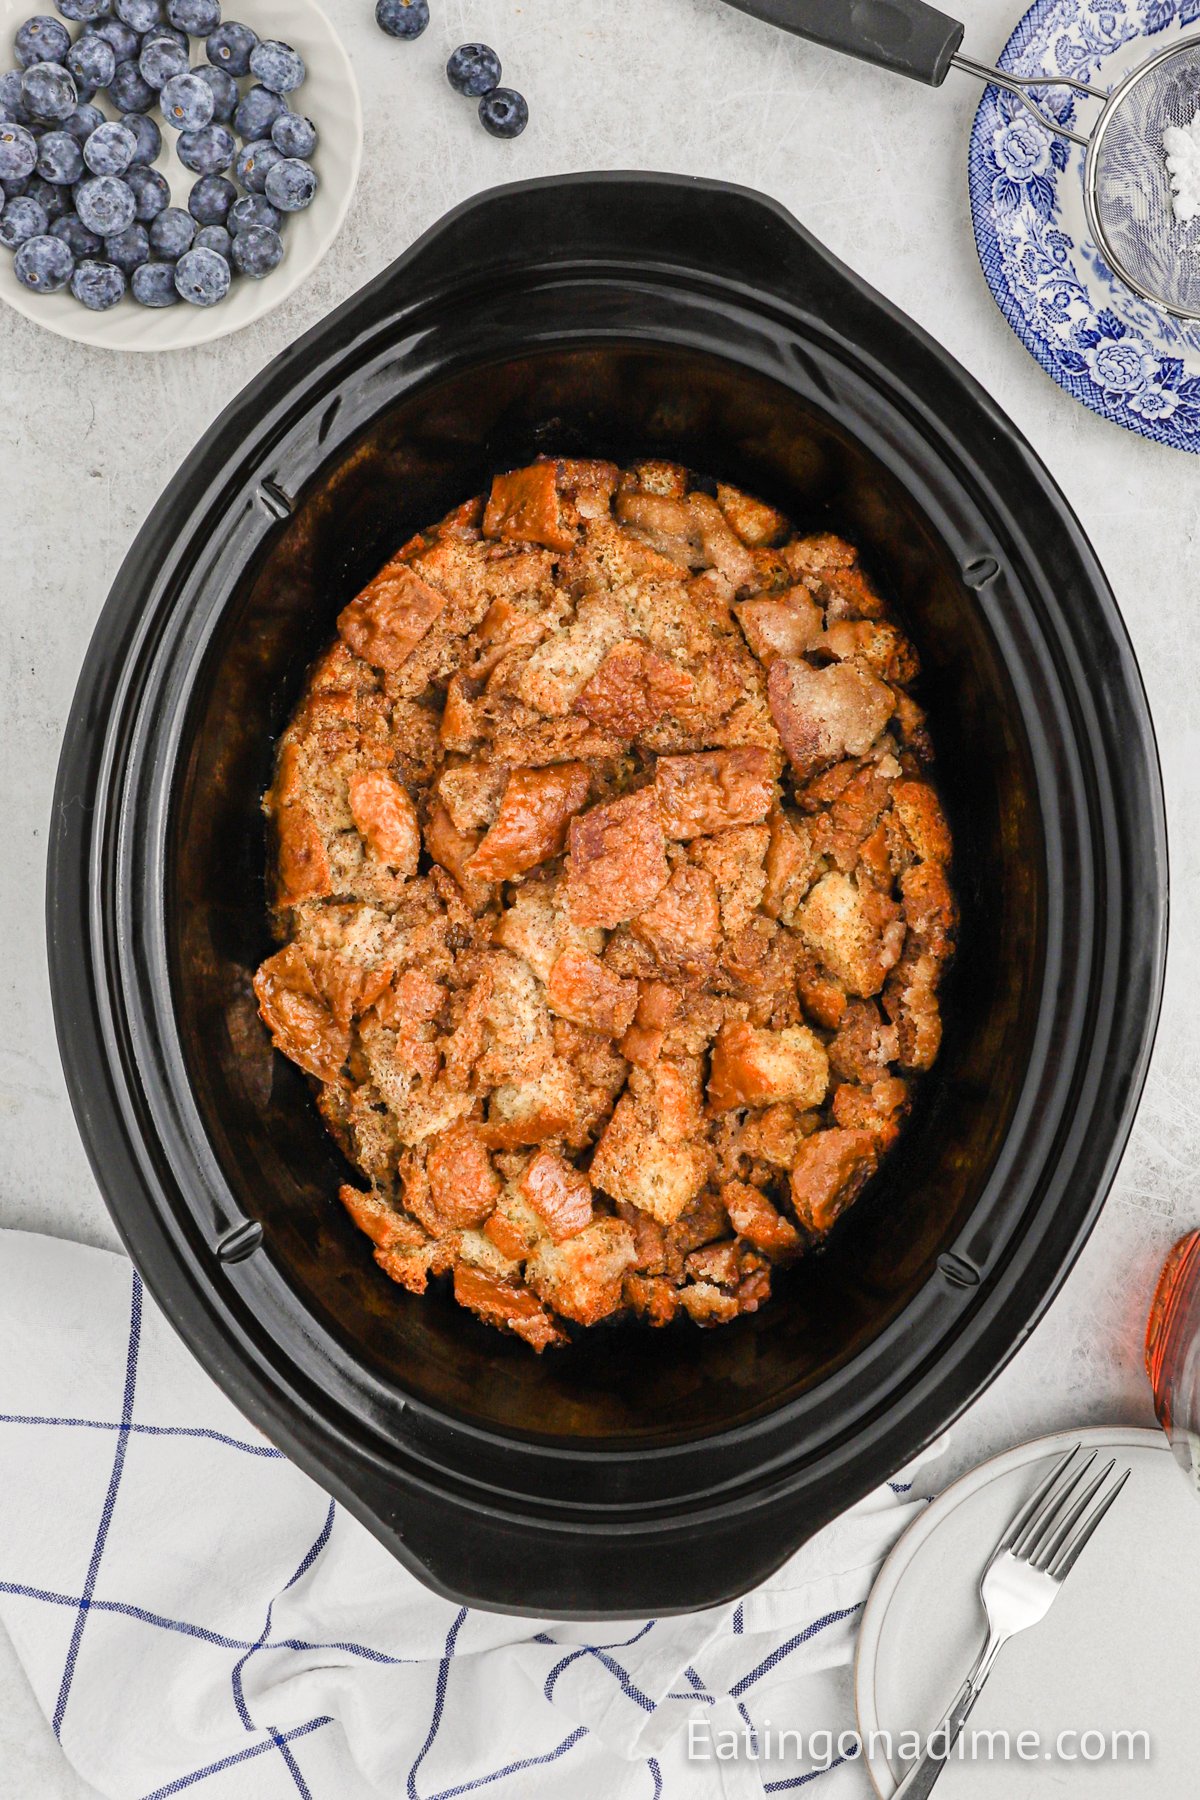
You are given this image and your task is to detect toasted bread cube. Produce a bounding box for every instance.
[788,1128,878,1234]
[566,786,670,930]
[590,1060,712,1223]
[347,770,421,876]
[337,562,445,674]
[721,1180,802,1258]
[768,658,893,777]
[453,1263,567,1350]
[707,1021,829,1112]
[519,1149,595,1241]
[466,763,591,882]
[716,482,789,549]
[546,950,638,1039]
[654,747,776,840]
[798,871,906,998]
[526,1218,638,1325]
[254,945,349,1082]
[426,1123,501,1228]
[574,639,692,737]
[483,462,576,554]
[734,588,824,665]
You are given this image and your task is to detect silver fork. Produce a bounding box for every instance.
[892,1443,1130,1799]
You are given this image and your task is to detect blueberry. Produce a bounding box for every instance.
[229,220,280,277]
[124,161,168,217]
[206,20,256,75]
[174,242,228,304]
[0,71,29,123]
[478,87,527,139]
[55,0,111,20]
[120,109,159,161]
[71,256,126,308]
[166,0,220,31]
[15,17,71,68]
[75,172,135,234]
[14,231,73,290]
[177,121,234,173]
[108,59,155,111]
[0,124,38,181]
[232,82,281,139]
[63,101,105,141]
[36,129,83,183]
[446,43,500,97]
[0,193,48,246]
[131,256,176,303]
[67,34,116,90]
[194,63,236,120]
[148,201,193,254]
[160,72,214,131]
[227,190,276,233]
[193,220,228,257]
[103,219,148,269]
[27,174,71,219]
[84,119,137,174]
[376,0,428,40]
[1,174,29,198]
[248,39,304,96]
[270,111,315,158]
[234,137,278,193]
[21,62,78,122]
[50,209,100,253]
[90,18,140,60]
[263,155,315,213]
[187,170,234,222]
[145,22,187,49]
[137,34,186,87]
[115,0,162,26]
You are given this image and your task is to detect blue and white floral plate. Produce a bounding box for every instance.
[969,0,1200,451]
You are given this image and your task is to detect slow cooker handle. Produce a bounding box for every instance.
[719,0,964,84]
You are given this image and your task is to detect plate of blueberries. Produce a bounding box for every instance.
[0,0,362,347]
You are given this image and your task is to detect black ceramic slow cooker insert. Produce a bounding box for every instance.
[48,174,1167,1618]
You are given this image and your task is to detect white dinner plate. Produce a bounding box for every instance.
[0,0,361,348]
[855,1425,1200,1795]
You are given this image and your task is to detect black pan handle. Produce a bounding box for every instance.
[720,0,964,85]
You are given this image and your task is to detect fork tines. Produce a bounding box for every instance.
[1002,1442,1130,1581]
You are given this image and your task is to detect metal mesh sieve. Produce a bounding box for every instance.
[1086,40,1200,319]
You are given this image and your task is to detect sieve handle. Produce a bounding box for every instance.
[720,0,964,85]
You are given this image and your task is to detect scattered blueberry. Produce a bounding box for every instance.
[205,19,256,75]
[124,161,168,217]
[166,0,220,32]
[479,87,528,139]
[36,128,83,183]
[131,255,176,303]
[63,100,105,141]
[229,220,280,277]
[1,174,29,198]
[270,110,316,158]
[148,201,193,255]
[0,123,38,181]
[376,0,429,40]
[21,61,77,122]
[263,155,315,213]
[231,82,281,139]
[115,0,163,29]
[0,70,28,123]
[14,230,73,290]
[192,220,228,257]
[227,190,277,234]
[75,172,136,234]
[137,33,187,87]
[187,169,233,221]
[55,0,110,20]
[148,23,189,51]
[108,59,156,112]
[66,34,116,91]
[194,62,235,120]
[120,109,159,161]
[15,16,71,69]
[159,70,213,130]
[249,38,304,95]
[446,43,500,98]
[174,240,227,303]
[71,256,126,307]
[27,173,70,219]
[0,193,47,246]
[90,18,140,61]
[84,118,137,173]
[49,209,100,253]
[234,136,278,194]
[177,120,233,173]
[103,218,150,270]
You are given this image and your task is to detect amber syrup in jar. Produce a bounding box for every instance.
[1146,1231,1200,1492]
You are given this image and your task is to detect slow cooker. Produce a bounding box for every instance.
[47,173,1167,1617]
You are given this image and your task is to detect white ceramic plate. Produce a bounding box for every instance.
[0,0,361,349]
[855,1426,1200,1796]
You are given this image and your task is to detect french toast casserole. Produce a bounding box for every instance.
[254,457,957,1350]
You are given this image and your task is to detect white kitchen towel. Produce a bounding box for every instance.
[0,1230,943,1800]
